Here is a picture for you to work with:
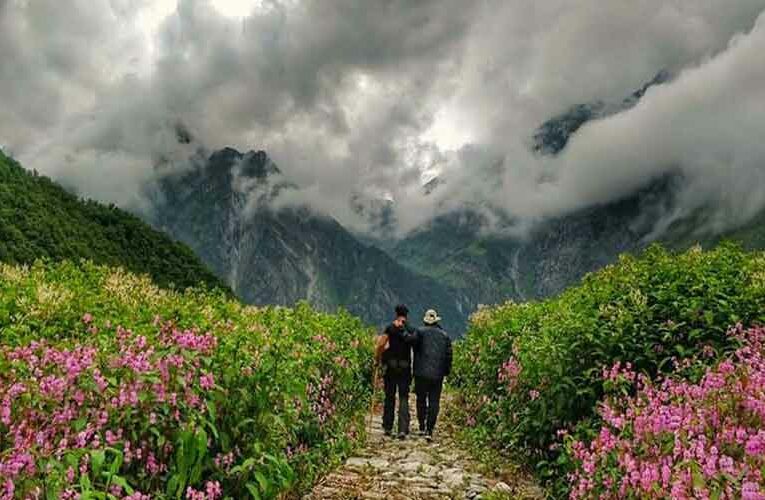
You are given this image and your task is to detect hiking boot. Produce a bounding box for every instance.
[397,432,406,440]
[425,431,434,442]
[383,429,392,438]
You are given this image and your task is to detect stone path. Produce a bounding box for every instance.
[303,395,543,500]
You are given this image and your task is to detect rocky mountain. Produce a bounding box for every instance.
[390,177,678,308]
[389,70,686,308]
[531,69,671,155]
[148,147,467,333]
[139,70,761,335]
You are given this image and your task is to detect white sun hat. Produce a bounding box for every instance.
[423,309,442,325]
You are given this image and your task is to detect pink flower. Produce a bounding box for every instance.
[497,357,522,391]
[200,373,215,391]
[743,482,765,500]
[568,326,765,499]
[205,481,222,499]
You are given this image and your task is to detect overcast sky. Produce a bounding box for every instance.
[2,0,765,237]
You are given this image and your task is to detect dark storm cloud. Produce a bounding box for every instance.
[2,0,765,238]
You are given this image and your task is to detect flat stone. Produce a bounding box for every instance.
[346,457,390,470]
[439,452,460,462]
[401,476,435,484]
[399,461,438,476]
[442,468,467,488]
[466,483,488,498]
[492,481,513,493]
[405,450,433,463]
[361,493,387,499]
[411,485,453,495]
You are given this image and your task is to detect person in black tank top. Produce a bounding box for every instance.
[378,304,415,438]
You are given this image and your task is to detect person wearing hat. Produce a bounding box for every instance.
[409,309,452,440]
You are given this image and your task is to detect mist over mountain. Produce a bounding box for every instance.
[3,1,765,244]
[118,61,765,331]
[3,1,765,331]
[354,70,765,314]
[147,146,468,332]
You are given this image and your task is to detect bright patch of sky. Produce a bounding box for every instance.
[423,105,474,152]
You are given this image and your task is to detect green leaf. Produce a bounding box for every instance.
[691,463,704,490]
[166,475,180,498]
[254,471,269,493]
[73,417,87,432]
[80,473,92,492]
[246,482,262,500]
[91,449,106,478]
[108,449,123,477]
[111,476,134,495]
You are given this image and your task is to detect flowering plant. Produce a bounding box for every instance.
[450,243,765,497]
[567,325,765,499]
[0,261,374,499]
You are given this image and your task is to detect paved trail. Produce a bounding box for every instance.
[304,395,543,500]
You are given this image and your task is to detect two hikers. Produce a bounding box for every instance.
[376,304,452,441]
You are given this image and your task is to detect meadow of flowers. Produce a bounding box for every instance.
[567,324,765,499]
[0,260,373,499]
[450,243,765,498]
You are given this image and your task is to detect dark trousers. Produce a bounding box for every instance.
[415,376,443,433]
[382,370,410,434]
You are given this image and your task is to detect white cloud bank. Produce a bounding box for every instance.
[1,0,765,237]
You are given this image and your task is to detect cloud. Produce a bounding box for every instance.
[1,0,765,239]
[486,8,765,229]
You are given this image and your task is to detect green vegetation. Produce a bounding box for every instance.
[0,260,373,498]
[0,150,227,292]
[450,243,765,496]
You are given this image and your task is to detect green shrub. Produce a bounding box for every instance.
[0,260,373,499]
[451,243,765,495]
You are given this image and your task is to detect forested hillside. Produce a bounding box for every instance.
[0,150,226,292]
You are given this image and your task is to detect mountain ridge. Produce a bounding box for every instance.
[148,147,469,333]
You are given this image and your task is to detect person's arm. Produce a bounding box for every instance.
[375,328,390,365]
[402,323,419,345]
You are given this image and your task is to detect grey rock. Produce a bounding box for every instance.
[492,481,513,493]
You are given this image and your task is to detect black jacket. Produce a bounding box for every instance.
[380,322,415,372]
[410,324,452,380]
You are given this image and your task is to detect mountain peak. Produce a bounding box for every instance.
[207,147,280,179]
[532,69,671,156]
[423,176,443,195]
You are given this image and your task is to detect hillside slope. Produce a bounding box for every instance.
[149,148,468,333]
[0,150,227,291]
